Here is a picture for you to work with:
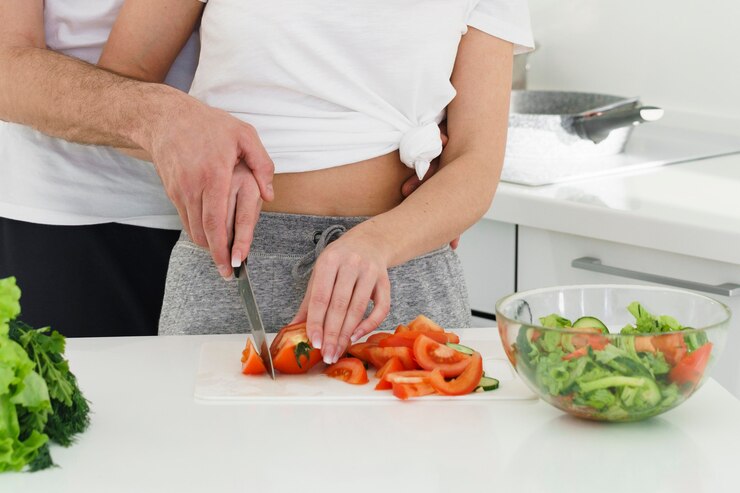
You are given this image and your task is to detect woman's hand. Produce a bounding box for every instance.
[226,160,263,268]
[290,226,392,364]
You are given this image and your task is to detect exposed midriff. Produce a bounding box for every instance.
[262,151,415,217]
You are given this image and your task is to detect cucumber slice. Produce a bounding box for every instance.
[446,343,475,355]
[476,376,500,392]
[572,316,609,333]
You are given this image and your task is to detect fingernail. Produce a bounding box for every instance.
[313,336,322,350]
[217,264,230,279]
[323,345,335,365]
[231,250,242,268]
[350,333,360,343]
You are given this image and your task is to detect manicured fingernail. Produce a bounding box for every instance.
[323,345,335,365]
[313,336,322,350]
[350,333,360,343]
[217,264,230,279]
[231,251,242,268]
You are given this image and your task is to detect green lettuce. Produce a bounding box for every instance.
[621,302,684,334]
[0,277,52,473]
[0,277,21,337]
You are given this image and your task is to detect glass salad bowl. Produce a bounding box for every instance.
[496,285,731,422]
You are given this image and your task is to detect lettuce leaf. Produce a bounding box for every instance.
[622,302,684,334]
[0,277,21,337]
[0,277,52,473]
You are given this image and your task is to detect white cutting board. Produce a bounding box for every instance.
[194,330,537,402]
[501,123,740,186]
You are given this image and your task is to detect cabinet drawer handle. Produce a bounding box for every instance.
[571,257,740,297]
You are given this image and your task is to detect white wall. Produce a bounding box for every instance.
[526,0,740,122]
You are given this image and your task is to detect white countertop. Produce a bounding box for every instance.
[7,330,740,493]
[488,114,740,265]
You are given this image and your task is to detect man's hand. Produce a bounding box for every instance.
[145,96,274,279]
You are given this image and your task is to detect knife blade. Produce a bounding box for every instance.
[236,259,275,379]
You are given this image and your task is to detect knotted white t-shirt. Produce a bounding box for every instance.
[191,0,534,180]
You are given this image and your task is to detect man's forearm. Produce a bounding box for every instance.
[0,45,182,150]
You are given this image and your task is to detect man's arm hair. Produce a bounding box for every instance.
[0,0,181,151]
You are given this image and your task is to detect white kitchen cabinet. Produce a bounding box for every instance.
[456,220,516,318]
[517,225,740,397]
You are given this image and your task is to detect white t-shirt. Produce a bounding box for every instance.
[191,0,534,180]
[0,1,200,229]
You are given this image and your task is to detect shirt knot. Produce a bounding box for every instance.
[399,122,443,180]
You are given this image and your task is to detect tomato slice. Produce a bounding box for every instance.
[392,382,436,400]
[269,322,309,354]
[652,333,688,365]
[366,332,392,344]
[562,347,588,361]
[269,323,322,374]
[394,324,411,334]
[323,358,369,385]
[407,315,445,333]
[375,356,404,379]
[348,342,377,363]
[241,338,267,375]
[634,336,656,353]
[445,332,461,344]
[384,370,433,384]
[366,346,417,370]
[570,327,609,351]
[413,334,471,377]
[669,342,713,388]
[428,352,483,396]
[379,330,449,348]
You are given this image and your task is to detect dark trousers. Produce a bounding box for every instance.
[0,217,180,337]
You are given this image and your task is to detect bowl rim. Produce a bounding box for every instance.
[494,284,732,336]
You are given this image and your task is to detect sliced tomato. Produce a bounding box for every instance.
[413,334,471,377]
[379,330,449,348]
[392,382,437,400]
[375,379,392,391]
[562,347,588,361]
[374,356,405,390]
[269,323,322,374]
[269,322,309,354]
[445,332,461,344]
[241,338,267,375]
[428,352,483,396]
[394,324,411,334]
[634,336,656,353]
[669,342,713,388]
[323,358,369,385]
[366,346,417,370]
[530,330,543,343]
[348,342,377,362]
[652,333,688,365]
[375,356,404,379]
[384,370,433,384]
[366,332,392,344]
[570,327,609,351]
[407,315,445,333]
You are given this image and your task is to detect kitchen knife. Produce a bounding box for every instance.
[236,260,276,379]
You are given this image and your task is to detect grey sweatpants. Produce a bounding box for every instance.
[159,212,470,335]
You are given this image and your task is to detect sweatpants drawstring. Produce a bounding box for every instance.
[291,224,347,280]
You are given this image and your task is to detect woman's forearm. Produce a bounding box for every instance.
[361,150,500,268]
[358,28,512,268]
